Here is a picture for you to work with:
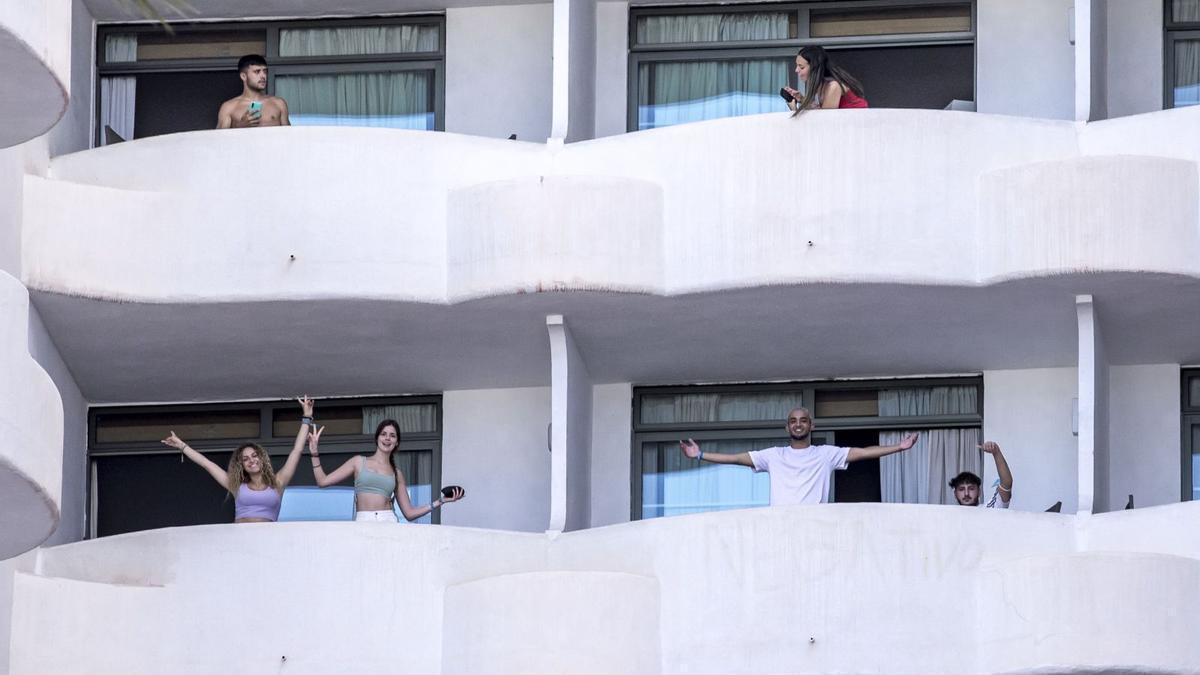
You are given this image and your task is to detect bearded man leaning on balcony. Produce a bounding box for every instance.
[679,407,917,506]
[217,54,291,129]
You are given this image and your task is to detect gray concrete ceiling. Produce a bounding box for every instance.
[84,0,844,22]
[85,0,548,22]
[30,272,1200,403]
[0,31,68,149]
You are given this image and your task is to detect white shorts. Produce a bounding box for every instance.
[355,509,398,523]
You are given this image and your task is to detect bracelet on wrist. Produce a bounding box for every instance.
[301,416,314,426]
[698,450,704,461]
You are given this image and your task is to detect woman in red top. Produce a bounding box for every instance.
[783,46,868,113]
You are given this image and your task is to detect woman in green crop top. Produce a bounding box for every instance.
[309,418,463,522]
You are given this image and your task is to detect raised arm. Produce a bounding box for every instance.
[679,439,754,467]
[162,431,230,493]
[981,441,1013,503]
[275,396,314,490]
[392,466,463,522]
[847,433,918,462]
[308,427,357,487]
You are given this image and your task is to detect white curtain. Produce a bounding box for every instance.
[641,438,774,518]
[636,12,789,44]
[1175,39,1200,107]
[362,404,437,434]
[392,449,434,524]
[100,35,137,145]
[279,25,439,57]
[639,390,801,517]
[635,13,790,130]
[877,386,982,505]
[641,391,804,424]
[100,77,136,144]
[1174,0,1200,22]
[276,71,433,129]
[104,33,137,62]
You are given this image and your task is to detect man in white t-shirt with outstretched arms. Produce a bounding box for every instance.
[679,406,918,506]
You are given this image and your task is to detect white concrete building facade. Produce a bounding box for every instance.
[3,0,1200,672]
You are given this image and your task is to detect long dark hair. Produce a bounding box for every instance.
[791,46,866,115]
[374,418,405,506]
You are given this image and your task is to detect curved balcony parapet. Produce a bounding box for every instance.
[447,175,664,301]
[13,503,1200,673]
[977,155,1200,281]
[24,109,1200,305]
[0,272,64,560]
[0,0,70,148]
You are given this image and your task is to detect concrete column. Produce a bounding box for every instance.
[549,0,596,143]
[546,314,592,532]
[1074,0,1108,121]
[1076,294,1109,514]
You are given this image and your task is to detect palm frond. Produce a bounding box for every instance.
[118,0,197,33]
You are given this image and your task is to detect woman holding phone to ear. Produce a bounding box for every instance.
[783,46,868,113]
[161,396,315,523]
[308,418,464,522]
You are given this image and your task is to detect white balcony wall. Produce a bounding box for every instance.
[594,1,628,138]
[1109,364,1182,509]
[22,108,1200,303]
[590,382,631,527]
[446,4,553,143]
[1106,0,1163,118]
[983,368,1079,513]
[46,0,93,158]
[442,386,552,532]
[0,0,71,149]
[10,504,1200,673]
[25,306,85,545]
[0,273,64,558]
[977,0,1075,120]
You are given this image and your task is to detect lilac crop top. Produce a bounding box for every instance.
[234,484,281,521]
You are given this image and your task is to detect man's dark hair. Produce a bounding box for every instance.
[948,471,982,489]
[238,54,267,72]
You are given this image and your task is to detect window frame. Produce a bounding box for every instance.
[1180,369,1200,500]
[1164,28,1200,109]
[627,0,977,131]
[86,394,444,536]
[94,15,447,145]
[630,376,983,520]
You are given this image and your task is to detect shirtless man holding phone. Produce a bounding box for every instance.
[217,54,290,129]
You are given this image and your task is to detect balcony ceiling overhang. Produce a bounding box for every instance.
[84,0,551,22]
[0,30,68,148]
[84,0,849,22]
[30,273,1200,403]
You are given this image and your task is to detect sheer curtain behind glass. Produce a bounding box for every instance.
[878,386,981,505]
[1174,0,1200,22]
[276,72,434,129]
[642,439,773,518]
[279,25,439,56]
[637,13,790,129]
[393,450,434,524]
[1175,39,1200,107]
[362,405,437,434]
[100,35,137,144]
[639,390,802,517]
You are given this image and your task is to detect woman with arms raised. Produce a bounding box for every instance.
[308,418,463,522]
[161,396,315,523]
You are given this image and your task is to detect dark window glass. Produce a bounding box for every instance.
[95,409,259,443]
